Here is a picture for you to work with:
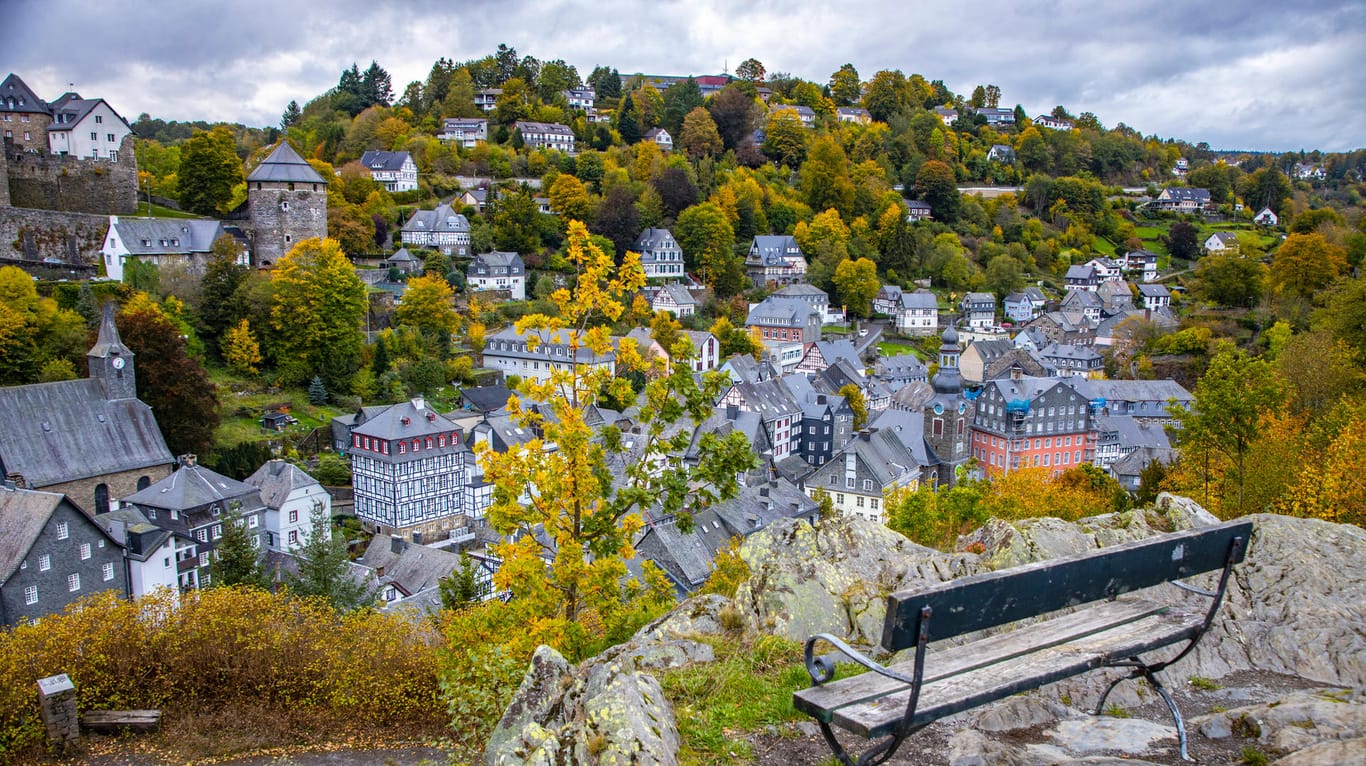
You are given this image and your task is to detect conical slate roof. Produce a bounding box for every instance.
[87,301,131,359]
[246,142,327,185]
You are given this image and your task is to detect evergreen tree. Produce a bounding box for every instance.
[287,507,375,613]
[208,508,268,589]
[373,334,391,375]
[361,61,393,107]
[616,93,640,144]
[308,375,329,404]
[280,100,301,129]
[75,281,99,328]
[439,553,483,610]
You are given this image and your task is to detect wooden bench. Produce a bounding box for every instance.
[80,709,161,734]
[794,519,1253,765]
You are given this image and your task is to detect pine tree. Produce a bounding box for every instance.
[373,334,391,375]
[439,553,483,610]
[617,93,641,144]
[75,282,99,328]
[208,509,268,589]
[308,375,328,404]
[286,507,375,613]
[280,100,301,129]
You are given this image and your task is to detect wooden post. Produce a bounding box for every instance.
[36,674,80,747]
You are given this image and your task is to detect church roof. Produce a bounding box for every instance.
[0,380,173,487]
[123,460,260,512]
[246,142,327,185]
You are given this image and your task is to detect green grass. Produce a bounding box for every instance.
[878,341,924,359]
[210,368,350,449]
[1092,237,1117,255]
[135,201,204,219]
[662,634,815,765]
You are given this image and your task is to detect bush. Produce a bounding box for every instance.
[0,589,442,757]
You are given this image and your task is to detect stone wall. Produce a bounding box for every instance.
[0,144,9,207]
[0,206,109,268]
[5,135,137,214]
[41,463,173,517]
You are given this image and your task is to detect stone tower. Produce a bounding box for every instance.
[923,323,974,485]
[87,301,136,401]
[245,141,328,266]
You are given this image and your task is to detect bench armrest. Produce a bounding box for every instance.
[804,633,917,686]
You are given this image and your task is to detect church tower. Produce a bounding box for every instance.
[87,301,136,401]
[245,141,328,267]
[924,324,973,485]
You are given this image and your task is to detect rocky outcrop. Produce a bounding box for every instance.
[732,514,982,644]
[483,596,736,766]
[1194,688,1366,755]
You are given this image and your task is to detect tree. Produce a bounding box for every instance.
[475,221,755,649]
[861,70,910,123]
[1239,167,1291,213]
[118,298,220,457]
[439,553,484,609]
[661,78,703,136]
[985,253,1025,301]
[1171,344,1288,511]
[286,505,375,613]
[761,107,807,168]
[1192,251,1266,308]
[177,127,244,217]
[1166,221,1200,261]
[800,135,855,218]
[833,257,879,318]
[735,58,766,83]
[838,383,868,431]
[678,107,723,159]
[548,174,594,221]
[915,160,960,222]
[592,185,640,258]
[1319,276,1366,364]
[1269,232,1347,305]
[395,273,458,342]
[586,66,621,100]
[616,90,641,144]
[280,100,301,129]
[208,509,268,589]
[675,202,739,295]
[270,238,367,392]
[652,167,698,220]
[828,64,861,106]
[707,84,760,151]
[222,318,262,375]
[308,375,329,405]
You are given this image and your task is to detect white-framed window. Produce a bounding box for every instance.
[24,586,38,605]
[102,562,115,581]
[247,515,258,528]
[79,543,91,560]
[288,530,299,545]
[90,131,97,140]
[56,521,69,540]
[106,133,115,142]
[196,529,207,542]
[198,552,209,567]
[39,554,51,571]
[212,525,222,539]
[68,573,80,592]
[95,115,103,123]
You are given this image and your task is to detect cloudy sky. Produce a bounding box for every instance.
[5,0,1364,152]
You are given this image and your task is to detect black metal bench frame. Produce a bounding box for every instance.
[794,520,1253,766]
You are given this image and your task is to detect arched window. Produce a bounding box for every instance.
[425,438,433,449]
[412,439,420,452]
[137,475,151,490]
[94,484,110,515]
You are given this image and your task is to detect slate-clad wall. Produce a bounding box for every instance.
[5,136,137,214]
[0,500,127,627]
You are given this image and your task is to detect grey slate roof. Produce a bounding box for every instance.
[0,379,173,487]
[900,290,937,310]
[0,487,64,582]
[123,461,261,512]
[402,204,470,235]
[246,142,327,184]
[468,251,524,276]
[746,297,820,327]
[109,218,226,256]
[460,385,514,413]
[485,325,615,365]
[772,283,828,300]
[385,248,420,264]
[360,150,412,172]
[748,235,802,267]
[352,399,468,453]
[1136,283,1171,298]
[244,460,321,510]
[0,74,50,115]
[1071,379,1193,407]
[47,93,130,132]
[657,283,696,307]
[360,535,465,598]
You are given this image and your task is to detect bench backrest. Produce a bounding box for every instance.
[881,519,1253,652]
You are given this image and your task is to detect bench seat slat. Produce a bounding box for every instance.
[794,600,1202,738]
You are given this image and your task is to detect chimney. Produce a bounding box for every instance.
[390,536,406,555]
[179,454,197,468]
[726,404,739,420]
[817,394,827,405]
[412,396,426,411]
[859,429,873,441]
[412,531,424,545]
[759,486,769,497]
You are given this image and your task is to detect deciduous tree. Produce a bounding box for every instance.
[222,318,263,375]
[915,160,960,222]
[828,64,861,106]
[833,257,879,318]
[679,107,723,159]
[270,238,367,392]
[177,127,244,216]
[118,298,220,456]
[675,202,739,294]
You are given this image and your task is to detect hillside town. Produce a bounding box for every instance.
[0,44,1363,764]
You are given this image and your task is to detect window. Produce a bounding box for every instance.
[106,133,115,142]
[39,554,51,571]
[102,562,115,581]
[856,496,865,508]
[79,543,91,560]
[288,509,298,523]
[56,521,69,540]
[199,552,209,567]
[90,131,98,141]
[95,115,103,123]
[23,131,31,141]
[870,499,879,510]
[288,530,299,545]
[68,573,81,592]
[863,479,873,491]
[24,586,37,606]
[196,529,207,542]
[247,515,258,529]
[836,493,845,504]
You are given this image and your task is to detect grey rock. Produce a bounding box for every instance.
[948,729,1030,766]
[484,645,571,766]
[1270,737,1366,766]
[633,593,737,641]
[1046,717,1176,755]
[1191,687,1366,753]
[733,515,981,643]
[973,695,1066,733]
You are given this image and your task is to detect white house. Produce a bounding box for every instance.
[1254,207,1279,226]
[564,87,596,110]
[439,118,488,148]
[1034,114,1074,130]
[897,290,939,336]
[635,228,685,279]
[1204,232,1239,255]
[245,460,331,553]
[904,199,933,222]
[45,92,132,160]
[651,283,696,318]
[401,204,471,256]
[1136,283,1171,312]
[513,121,575,153]
[100,216,234,281]
[360,151,418,193]
[960,292,996,330]
[466,251,526,300]
[643,127,673,151]
[1155,187,1212,213]
[681,330,720,372]
[483,326,616,384]
[93,509,178,599]
[836,107,871,124]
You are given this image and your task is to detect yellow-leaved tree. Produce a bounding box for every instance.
[222,318,263,375]
[473,220,757,655]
